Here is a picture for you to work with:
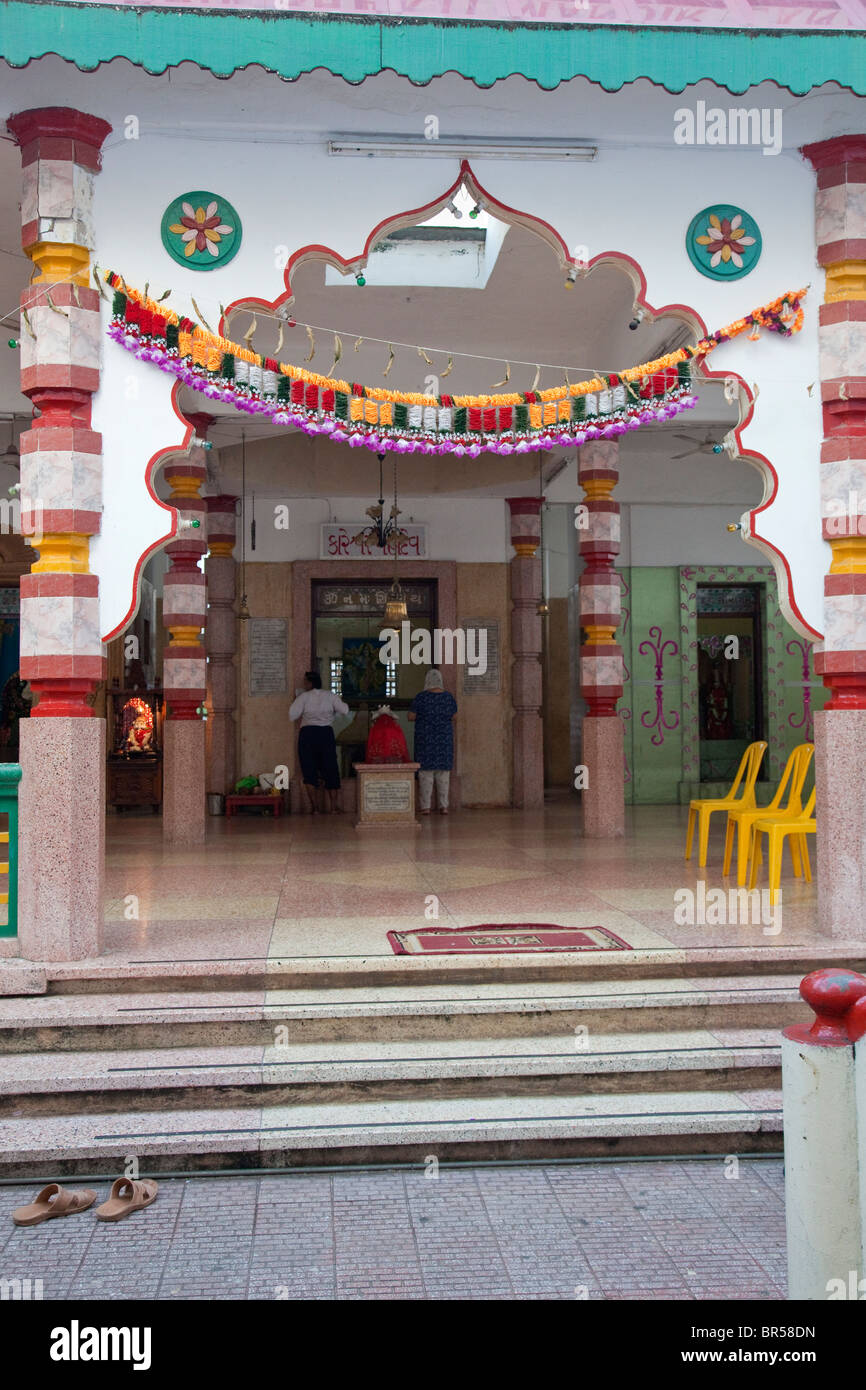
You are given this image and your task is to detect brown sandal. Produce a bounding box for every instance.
[12,1182,96,1226]
[94,1177,159,1223]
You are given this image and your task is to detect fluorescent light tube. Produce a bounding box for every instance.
[328,137,597,162]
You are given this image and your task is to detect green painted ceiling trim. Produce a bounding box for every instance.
[0,2,863,94]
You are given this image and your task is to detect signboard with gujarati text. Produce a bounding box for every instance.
[320,524,427,560]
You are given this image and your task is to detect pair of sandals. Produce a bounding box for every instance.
[12,1178,158,1226]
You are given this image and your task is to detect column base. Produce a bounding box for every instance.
[815,708,866,938]
[581,716,625,838]
[512,711,545,809]
[163,719,206,845]
[18,716,105,961]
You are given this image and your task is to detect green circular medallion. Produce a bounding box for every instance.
[161,191,242,271]
[686,205,761,281]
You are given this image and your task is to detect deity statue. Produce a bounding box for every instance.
[705,666,732,740]
[126,712,153,754]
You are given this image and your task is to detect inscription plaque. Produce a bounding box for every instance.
[248,618,287,697]
[363,778,411,814]
[461,618,501,695]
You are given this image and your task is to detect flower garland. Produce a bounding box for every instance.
[105,275,807,458]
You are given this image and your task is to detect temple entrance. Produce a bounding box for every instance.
[697,581,765,785]
[312,577,437,782]
[95,163,819,922]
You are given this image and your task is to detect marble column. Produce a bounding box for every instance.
[8,107,111,961]
[206,494,238,798]
[162,424,208,845]
[578,441,625,837]
[506,497,545,809]
[803,135,866,938]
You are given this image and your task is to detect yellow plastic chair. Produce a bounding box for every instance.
[685,740,767,867]
[722,742,814,887]
[748,788,816,907]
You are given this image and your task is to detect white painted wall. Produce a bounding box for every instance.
[540,500,759,598]
[621,503,760,567]
[0,63,828,641]
[239,494,510,563]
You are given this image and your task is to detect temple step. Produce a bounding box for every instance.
[0,1028,783,1118]
[0,976,810,1052]
[0,951,834,1169]
[0,1087,783,1178]
[41,942,866,995]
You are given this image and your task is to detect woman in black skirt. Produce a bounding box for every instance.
[289,671,349,814]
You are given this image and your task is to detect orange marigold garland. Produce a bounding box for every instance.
[105,274,807,458]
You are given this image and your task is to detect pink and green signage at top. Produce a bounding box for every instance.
[38,0,866,28]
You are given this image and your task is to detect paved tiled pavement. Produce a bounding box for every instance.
[0,1158,787,1300]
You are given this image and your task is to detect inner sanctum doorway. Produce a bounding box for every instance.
[311,577,437,783]
[697,581,765,786]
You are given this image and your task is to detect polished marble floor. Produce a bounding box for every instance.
[100,800,824,966]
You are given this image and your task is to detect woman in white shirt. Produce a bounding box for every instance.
[289,670,349,814]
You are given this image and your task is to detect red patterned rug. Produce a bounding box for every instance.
[386,924,631,955]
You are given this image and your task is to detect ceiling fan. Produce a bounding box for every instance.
[670,432,722,460]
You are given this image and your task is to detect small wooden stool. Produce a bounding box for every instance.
[225,794,283,819]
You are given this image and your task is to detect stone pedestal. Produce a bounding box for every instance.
[581,716,625,838]
[163,719,206,846]
[803,137,866,941]
[354,762,421,830]
[18,717,105,961]
[815,708,866,937]
[782,969,866,1299]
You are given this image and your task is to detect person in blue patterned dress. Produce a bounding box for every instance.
[408,669,458,815]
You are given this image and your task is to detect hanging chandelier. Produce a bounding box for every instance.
[351,453,412,554]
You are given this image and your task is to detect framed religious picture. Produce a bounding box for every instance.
[341,637,387,701]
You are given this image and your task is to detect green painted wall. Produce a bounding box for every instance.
[620,566,682,804]
[618,565,827,805]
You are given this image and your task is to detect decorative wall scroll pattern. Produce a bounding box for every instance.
[638,625,680,746]
[786,637,815,742]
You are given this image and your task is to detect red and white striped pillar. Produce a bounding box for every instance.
[506,497,545,809]
[7,107,111,960]
[205,493,238,800]
[161,420,209,844]
[577,441,625,837]
[803,136,866,936]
